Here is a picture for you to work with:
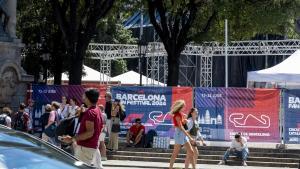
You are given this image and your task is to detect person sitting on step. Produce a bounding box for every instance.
[126,118,145,147]
[218,133,249,166]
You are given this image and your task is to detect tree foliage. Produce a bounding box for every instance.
[193,0,300,42]
[51,0,115,85]
[147,0,216,86]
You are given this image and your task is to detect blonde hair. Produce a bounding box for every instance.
[169,100,185,115]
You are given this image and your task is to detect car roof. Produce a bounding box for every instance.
[0,125,93,169]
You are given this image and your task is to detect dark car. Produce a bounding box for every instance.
[0,125,94,169]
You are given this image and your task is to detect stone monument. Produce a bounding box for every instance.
[0,0,33,108]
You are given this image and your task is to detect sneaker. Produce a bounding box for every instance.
[101,157,107,161]
[242,161,247,166]
[218,160,225,165]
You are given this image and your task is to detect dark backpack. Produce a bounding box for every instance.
[14,112,26,131]
[55,116,76,137]
[144,129,158,148]
[0,115,7,126]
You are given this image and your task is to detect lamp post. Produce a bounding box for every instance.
[138,40,148,86]
[41,53,50,84]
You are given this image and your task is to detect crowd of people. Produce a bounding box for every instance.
[0,91,249,169]
[0,102,32,133]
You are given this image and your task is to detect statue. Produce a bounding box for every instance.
[0,0,17,39]
[0,67,18,103]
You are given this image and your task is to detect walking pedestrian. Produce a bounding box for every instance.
[187,108,206,166]
[43,102,61,146]
[169,100,196,169]
[98,105,108,161]
[12,103,30,133]
[61,88,103,169]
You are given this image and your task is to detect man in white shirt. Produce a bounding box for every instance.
[218,133,249,166]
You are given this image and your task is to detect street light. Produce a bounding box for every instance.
[41,53,50,84]
[138,40,148,86]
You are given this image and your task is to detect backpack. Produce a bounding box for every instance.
[189,120,199,136]
[144,129,158,148]
[14,112,27,131]
[55,116,76,137]
[0,115,7,126]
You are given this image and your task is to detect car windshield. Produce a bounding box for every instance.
[0,127,92,169]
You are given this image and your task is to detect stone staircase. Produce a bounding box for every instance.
[107,145,300,168]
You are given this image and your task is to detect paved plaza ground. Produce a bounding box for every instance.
[103,160,298,169]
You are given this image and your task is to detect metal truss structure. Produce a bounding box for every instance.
[145,32,168,86]
[88,39,300,87]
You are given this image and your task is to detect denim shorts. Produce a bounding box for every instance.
[174,128,189,145]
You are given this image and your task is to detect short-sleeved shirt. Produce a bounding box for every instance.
[230,136,248,151]
[77,106,102,149]
[0,114,11,127]
[129,124,145,137]
[172,112,184,127]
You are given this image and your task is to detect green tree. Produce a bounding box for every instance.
[51,0,115,85]
[17,0,68,84]
[147,0,300,86]
[194,0,300,42]
[85,4,136,76]
[147,0,216,86]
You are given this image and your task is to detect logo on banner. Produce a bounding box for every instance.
[116,93,167,106]
[149,111,172,126]
[288,97,300,109]
[229,113,270,128]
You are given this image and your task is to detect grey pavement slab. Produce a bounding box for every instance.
[102,160,298,169]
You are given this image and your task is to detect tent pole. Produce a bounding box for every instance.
[225,19,228,88]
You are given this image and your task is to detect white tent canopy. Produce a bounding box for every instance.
[247,50,300,84]
[111,70,165,86]
[48,65,110,82]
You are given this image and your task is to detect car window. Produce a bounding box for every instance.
[0,146,92,169]
[0,127,93,169]
[0,131,40,147]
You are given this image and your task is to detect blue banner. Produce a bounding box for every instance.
[111,87,194,138]
[283,89,300,144]
[31,85,85,131]
[195,88,225,141]
[112,86,173,137]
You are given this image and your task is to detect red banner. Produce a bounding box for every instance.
[226,89,280,142]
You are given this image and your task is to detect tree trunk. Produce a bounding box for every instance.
[69,55,83,85]
[53,55,62,85]
[68,39,88,85]
[167,51,180,86]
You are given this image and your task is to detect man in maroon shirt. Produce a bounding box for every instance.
[126,118,145,147]
[62,88,103,168]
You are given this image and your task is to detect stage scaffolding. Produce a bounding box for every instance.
[88,39,300,87]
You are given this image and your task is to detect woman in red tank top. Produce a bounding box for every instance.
[169,100,196,169]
